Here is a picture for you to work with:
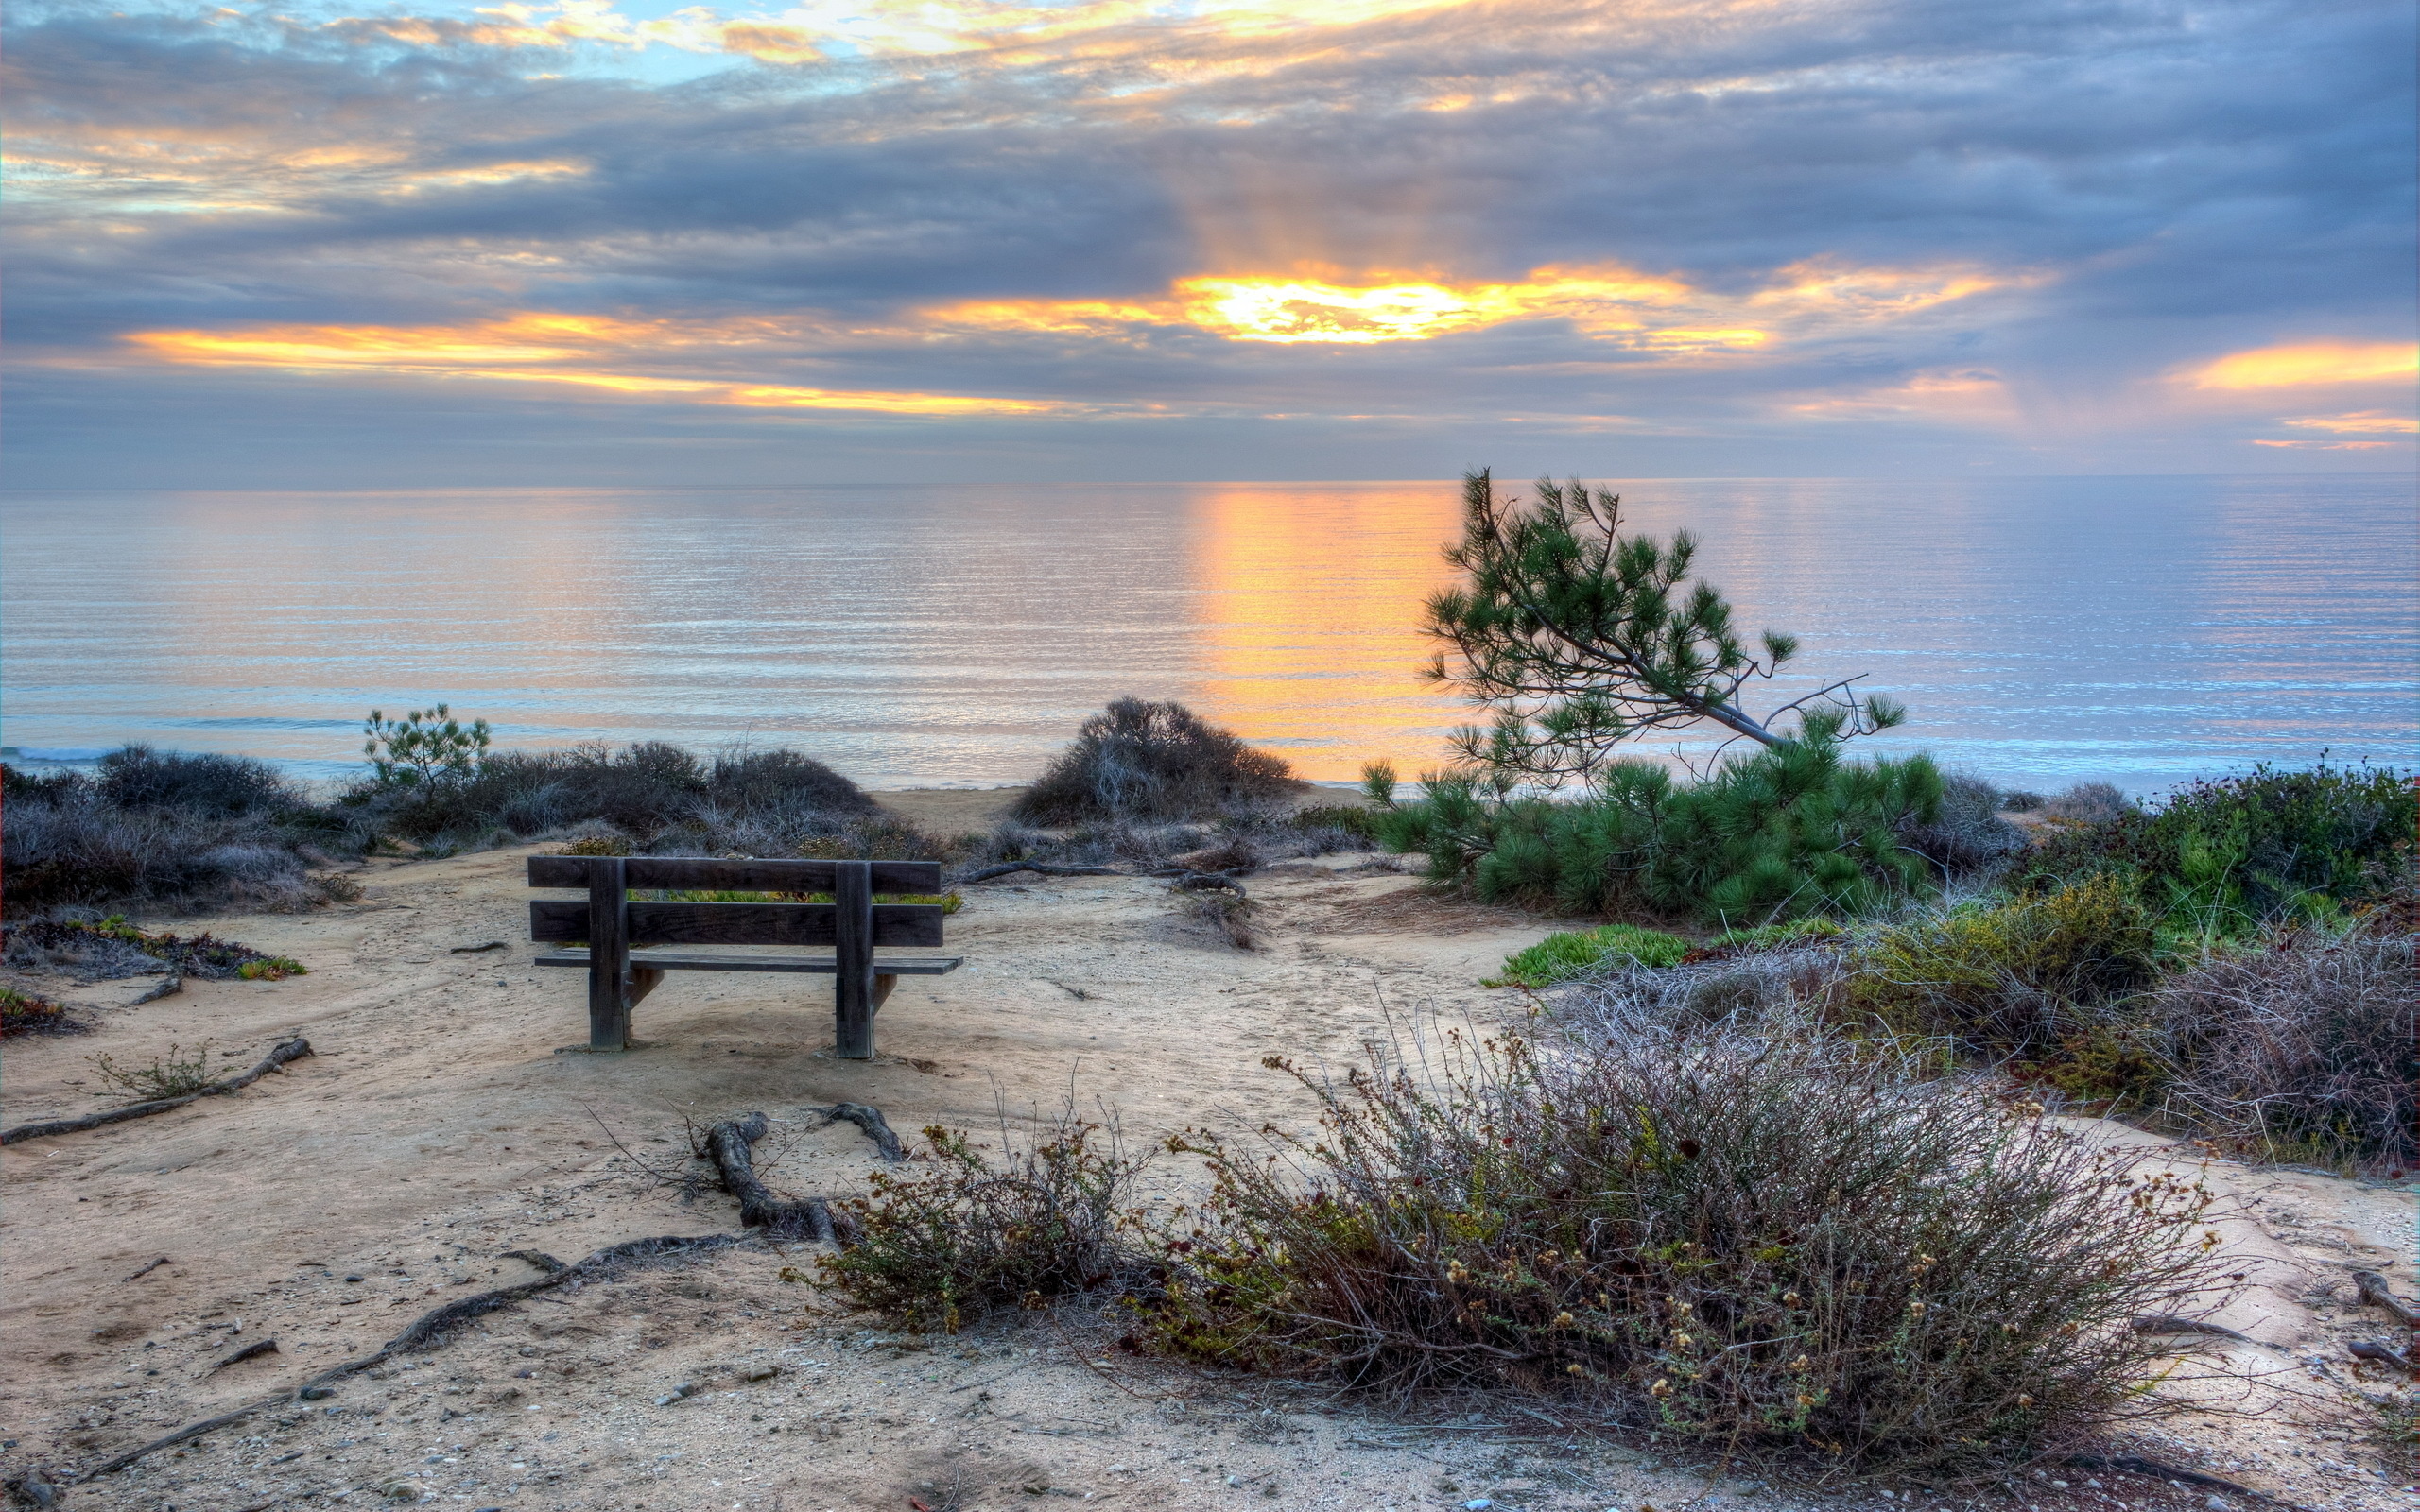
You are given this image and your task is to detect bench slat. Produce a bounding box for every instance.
[529,899,943,948]
[527,855,942,893]
[534,950,962,975]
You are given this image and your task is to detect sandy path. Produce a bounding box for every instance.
[1,840,2411,1512]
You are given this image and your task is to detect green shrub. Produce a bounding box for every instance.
[0,986,70,1038]
[1490,923,1690,988]
[1701,918,1848,955]
[1143,1025,2216,1475]
[89,1040,216,1102]
[362,705,491,787]
[5,917,307,980]
[2026,761,2414,937]
[817,1112,1147,1333]
[1379,721,1943,924]
[1292,803,1380,841]
[1849,876,2159,1063]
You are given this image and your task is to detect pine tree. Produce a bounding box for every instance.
[1423,469,1903,787]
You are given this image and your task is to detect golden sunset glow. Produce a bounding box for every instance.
[122,315,1080,416]
[1186,484,1463,780]
[923,260,2004,350]
[2187,341,2420,389]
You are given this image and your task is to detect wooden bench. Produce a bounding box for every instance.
[527,856,961,1057]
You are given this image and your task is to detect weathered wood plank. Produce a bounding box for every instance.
[527,856,942,894]
[528,900,943,948]
[533,951,963,974]
[833,860,875,1059]
[586,857,631,1050]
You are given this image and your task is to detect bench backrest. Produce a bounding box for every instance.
[527,855,946,949]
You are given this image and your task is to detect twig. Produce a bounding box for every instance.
[2,1039,313,1145]
[2063,1454,2285,1502]
[582,1102,685,1185]
[123,1256,173,1282]
[448,941,508,954]
[75,1232,740,1484]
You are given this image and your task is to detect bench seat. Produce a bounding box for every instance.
[535,950,962,975]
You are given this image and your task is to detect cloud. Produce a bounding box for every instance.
[3,0,2413,481]
[2185,341,2419,389]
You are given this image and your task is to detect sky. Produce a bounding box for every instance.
[5,0,2415,487]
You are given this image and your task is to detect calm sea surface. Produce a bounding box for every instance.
[3,477,2413,793]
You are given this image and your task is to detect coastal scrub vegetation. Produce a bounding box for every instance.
[1011,696,1303,824]
[1143,1025,2218,1476]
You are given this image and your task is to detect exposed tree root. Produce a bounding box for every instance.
[700,1113,863,1245]
[2063,1454,2280,1502]
[961,861,1124,883]
[1,1038,314,1145]
[76,1233,741,1484]
[810,1101,905,1161]
[2355,1269,2420,1328]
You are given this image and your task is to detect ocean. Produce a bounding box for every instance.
[4,475,2413,794]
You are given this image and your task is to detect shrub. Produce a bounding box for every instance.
[1564,948,1853,1036]
[1490,923,1690,988]
[2001,791,2045,813]
[1181,891,1257,949]
[1,792,331,917]
[2042,782,2132,824]
[89,1040,216,1101]
[1012,698,1301,825]
[2144,914,2416,1170]
[4,918,305,980]
[1381,721,1944,924]
[95,747,303,816]
[1895,773,2026,883]
[1143,1025,2216,1474]
[2026,762,2414,937]
[1291,803,1381,842]
[1848,876,2160,1063]
[0,986,71,1038]
[817,1111,1148,1333]
[1695,918,1847,958]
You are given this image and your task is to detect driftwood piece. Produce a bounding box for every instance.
[2354,1269,2420,1328]
[123,1256,173,1282]
[449,940,508,954]
[961,861,1123,884]
[1,1039,314,1146]
[700,1113,855,1245]
[77,1232,740,1484]
[130,975,184,1005]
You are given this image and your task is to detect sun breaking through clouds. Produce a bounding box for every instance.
[3,0,2412,483]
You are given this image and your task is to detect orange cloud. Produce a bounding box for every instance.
[2186,340,2418,389]
[123,314,1080,416]
[2281,409,2418,434]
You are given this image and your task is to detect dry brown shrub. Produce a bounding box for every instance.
[1142,1022,2220,1477]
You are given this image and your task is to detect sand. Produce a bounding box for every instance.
[2,815,2412,1512]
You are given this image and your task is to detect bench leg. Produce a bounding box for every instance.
[587,856,632,1051]
[833,860,875,1058]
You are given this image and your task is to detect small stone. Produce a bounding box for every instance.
[1463,1501,1495,1511]
[299,1386,336,1400]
